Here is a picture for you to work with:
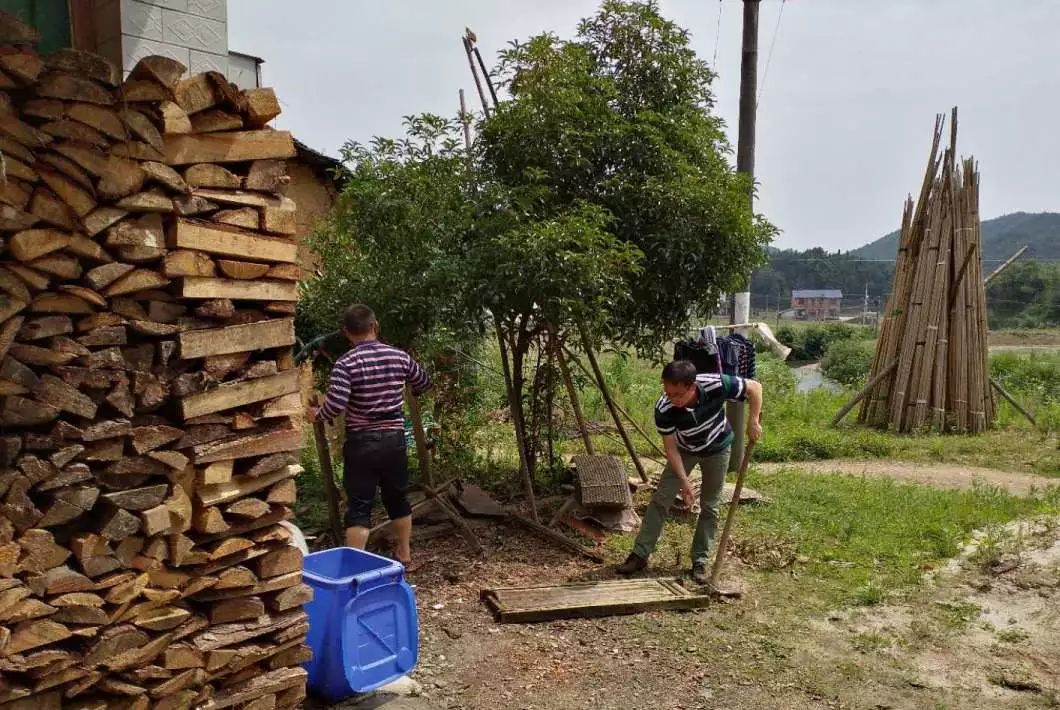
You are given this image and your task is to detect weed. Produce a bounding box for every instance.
[851,631,891,652]
[851,582,886,607]
[996,628,1031,644]
[934,600,982,630]
[734,470,1060,606]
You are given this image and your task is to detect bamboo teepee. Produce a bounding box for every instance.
[859,108,995,433]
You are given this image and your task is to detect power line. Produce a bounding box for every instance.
[711,0,724,70]
[757,0,786,106]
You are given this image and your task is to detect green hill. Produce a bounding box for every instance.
[851,211,1060,261]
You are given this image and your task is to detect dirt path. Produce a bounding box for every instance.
[756,459,1057,496]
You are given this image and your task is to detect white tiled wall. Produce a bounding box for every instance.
[111,0,230,76]
[91,0,258,86]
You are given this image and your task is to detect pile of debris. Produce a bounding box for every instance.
[859,109,995,433]
[0,14,308,710]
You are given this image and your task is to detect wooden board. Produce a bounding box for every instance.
[480,577,712,623]
[179,277,298,303]
[163,130,296,165]
[179,370,299,420]
[179,318,294,359]
[169,220,297,264]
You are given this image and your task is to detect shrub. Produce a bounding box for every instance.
[776,323,874,361]
[821,339,875,387]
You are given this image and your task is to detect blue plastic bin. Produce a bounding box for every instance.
[303,547,419,702]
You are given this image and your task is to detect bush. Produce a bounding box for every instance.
[776,323,874,361]
[990,352,1060,403]
[821,339,875,387]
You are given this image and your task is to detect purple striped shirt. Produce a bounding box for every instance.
[318,340,431,431]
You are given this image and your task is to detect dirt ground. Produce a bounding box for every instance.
[339,462,1060,710]
[757,460,1058,496]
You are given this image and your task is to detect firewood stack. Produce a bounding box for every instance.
[859,109,995,433]
[0,13,309,710]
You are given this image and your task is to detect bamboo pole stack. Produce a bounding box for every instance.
[0,12,309,710]
[860,108,995,433]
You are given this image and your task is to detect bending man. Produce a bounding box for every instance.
[616,359,762,584]
[310,304,431,565]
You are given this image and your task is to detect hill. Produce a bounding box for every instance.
[851,211,1060,261]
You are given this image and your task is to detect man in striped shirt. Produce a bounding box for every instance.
[310,305,431,564]
[616,360,763,584]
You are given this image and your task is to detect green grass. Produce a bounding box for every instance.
[732,470,1060,606]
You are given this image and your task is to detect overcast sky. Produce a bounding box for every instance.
[229,0,1060,252]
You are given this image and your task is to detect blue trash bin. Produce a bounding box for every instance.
[303,547,419,702]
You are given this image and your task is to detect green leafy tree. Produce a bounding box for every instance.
[482,0,775,354]
[299,0,777,487]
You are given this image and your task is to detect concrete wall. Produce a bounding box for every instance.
[228,52,260,88]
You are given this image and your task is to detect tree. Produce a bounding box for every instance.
[299,0,777,492]
[482,0,775,355]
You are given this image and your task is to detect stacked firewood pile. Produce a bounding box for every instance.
[0,13,309,710]
[859,109,995,433]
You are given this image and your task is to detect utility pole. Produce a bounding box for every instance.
[728,0,760,472]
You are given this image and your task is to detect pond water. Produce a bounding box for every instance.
[791,363,843,394]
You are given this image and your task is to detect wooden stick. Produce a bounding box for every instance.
[831,359,899,426]
[984,245,1028,286]
[549,326,594,455]
[309,395,344,546]
[989,377,1036,426]
[423,483,486,557]
[708,439,755,588]
[562,346,666,461]
[367,479,456,537]
[461,36,491,116]
[405,384,435,489]
[494,316,539,521]
[508,512,604,563]
[468,32,499,108]
[574,326,649,482]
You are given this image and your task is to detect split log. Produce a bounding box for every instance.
[163,131,296,165]
[180,277,298,303]
[179,318,294,359]
[217,260,269,280]
[168,220,298,263]
[179,370,299,419]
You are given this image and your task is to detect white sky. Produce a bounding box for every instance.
[229,0,1060,251]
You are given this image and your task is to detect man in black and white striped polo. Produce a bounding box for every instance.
[616,360,763,584]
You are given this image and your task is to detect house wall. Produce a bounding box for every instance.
[791,297,841,320]
[286,162,337,273]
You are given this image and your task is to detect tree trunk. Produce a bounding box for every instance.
[493,315,538,521]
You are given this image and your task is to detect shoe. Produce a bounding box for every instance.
[616,552,648,575]
[692,562,710,585]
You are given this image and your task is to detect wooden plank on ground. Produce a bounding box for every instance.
[169,219,297,264]
[163,130,296,165]
[480,577,711,623]
[179,370,298,420]
[178,318,294,359]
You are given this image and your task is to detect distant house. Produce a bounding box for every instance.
[791,289,843,320]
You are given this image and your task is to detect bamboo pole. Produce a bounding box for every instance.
[831,360,899,426]
[989,377,1037,427]
[562,346,666,460]
[575,326,650,483]
[462,36,491,116]
[984,245,1029,286]
[548,326,594,455]
[309,395,345,546]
